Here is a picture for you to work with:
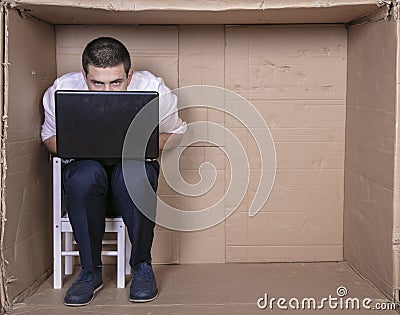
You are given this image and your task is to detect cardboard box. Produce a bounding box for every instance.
[0,0,398,310]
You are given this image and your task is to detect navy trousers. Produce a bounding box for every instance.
[63,159,159,272]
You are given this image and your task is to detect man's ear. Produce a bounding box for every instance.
[127,69,134,85]
[82,69,88,83]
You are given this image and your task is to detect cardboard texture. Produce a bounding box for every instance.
[0,5,5,310]
[10,262,399,315]
[10,0,379,24]
[344,17,397,298]
[0,0,399,311]
[224,25,346,262]
[393,13,400,296]
[2,8,56,307]
[178,25,226,263]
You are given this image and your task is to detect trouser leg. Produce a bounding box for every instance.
[111,160,159,267]
[63,160,108,272]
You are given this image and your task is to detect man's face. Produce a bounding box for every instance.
[83,63,133,91]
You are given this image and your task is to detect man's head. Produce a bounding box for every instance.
[82,37,133,91]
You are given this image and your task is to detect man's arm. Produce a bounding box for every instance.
[44,135,57,154]
[159,132,183,151]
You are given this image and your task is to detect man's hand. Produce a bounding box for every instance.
[159,133,183,151]
[44,135,57,154]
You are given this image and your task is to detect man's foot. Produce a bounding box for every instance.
[129,261,158,302]
[64,269,103,306]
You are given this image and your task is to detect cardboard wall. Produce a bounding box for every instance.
[14,0,379,24]
[56,25,347,263]
[394,19,400,294]
[224,25,347,262]
[344,18,396,297]
[177,25,226,263]
[56,24,347,264]
[3,10,56,301]
[0,0,397,307]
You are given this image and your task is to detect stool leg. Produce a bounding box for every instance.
[65,232,73,275]
[117,223,125,288]
[125,228,131,275]
[53,157,63,289]
[53,224,62,289]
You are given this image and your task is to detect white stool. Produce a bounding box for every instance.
[52,157,130,289]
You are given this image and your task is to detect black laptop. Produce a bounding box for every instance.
[55,90,159,159]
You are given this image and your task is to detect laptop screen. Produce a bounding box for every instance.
[55,90,159,159]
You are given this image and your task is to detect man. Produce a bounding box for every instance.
[41,37,186,306]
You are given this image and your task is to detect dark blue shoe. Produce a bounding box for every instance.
[64,269,103,306]
[129,261,158,302]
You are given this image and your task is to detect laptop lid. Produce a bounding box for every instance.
[55,90,159,159]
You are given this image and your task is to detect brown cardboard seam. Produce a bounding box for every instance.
[393,15,400,301]
[10,268,52,307]
[0,4,9,314]
[394,1,400,19]
[344,261,393,301]
[378,0,394,11]
[347,5,390,27]
[378,0,400,20]
[9,0,380,11]
[378,0,397,19]
[0,2,14,8]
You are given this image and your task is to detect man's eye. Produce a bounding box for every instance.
[112,81,121,85]
[94,82,103,86]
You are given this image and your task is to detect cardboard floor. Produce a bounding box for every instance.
[9,262,398,314]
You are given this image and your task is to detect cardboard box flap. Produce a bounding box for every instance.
[10,0,380,10]
[10,0,380,24]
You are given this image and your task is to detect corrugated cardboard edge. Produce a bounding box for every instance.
[4,0,380,11]
[346,0,400,303]
[348,3,393,26]
[378,0,400,304]
[393,1,400,304]
[0,4,9,314]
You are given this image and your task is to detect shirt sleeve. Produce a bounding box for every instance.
[41,83,57,142]
[157,78,187,134]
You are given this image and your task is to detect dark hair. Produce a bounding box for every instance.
[82,37,131,76]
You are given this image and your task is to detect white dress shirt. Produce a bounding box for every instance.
[41,70,186,142]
